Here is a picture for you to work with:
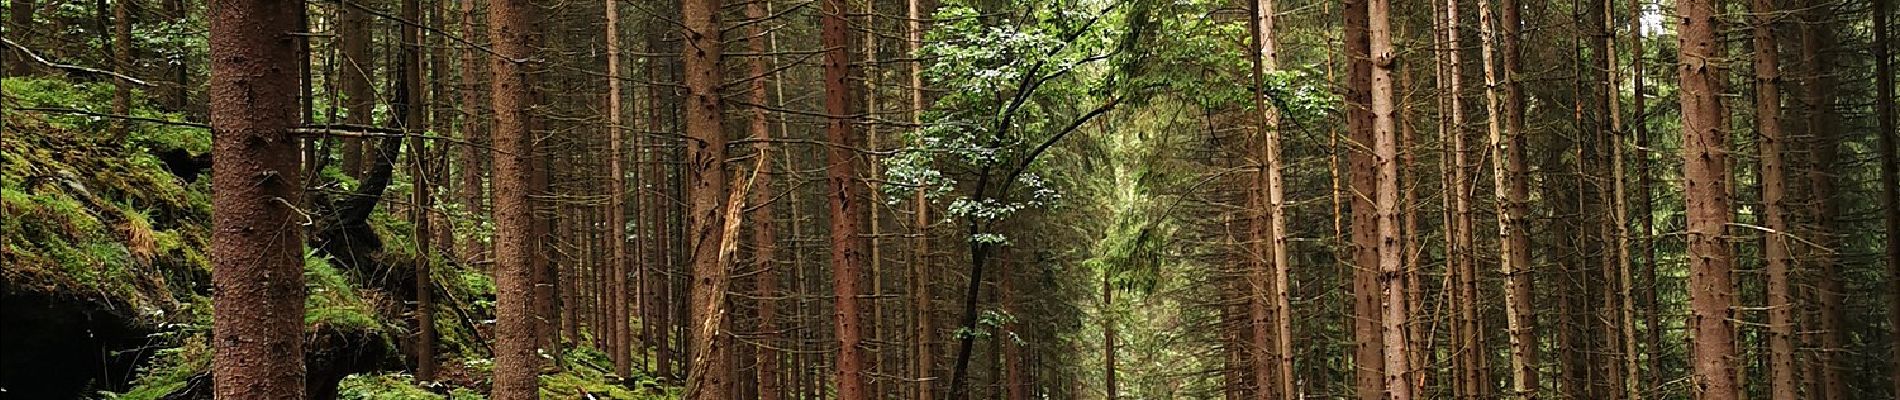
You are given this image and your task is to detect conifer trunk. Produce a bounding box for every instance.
[486,0,540,394]
[1750,0,1796,397]
[207,0,306,396]
[821,0,869,397]
[680,0,731,395]
[1675,0,1740,396]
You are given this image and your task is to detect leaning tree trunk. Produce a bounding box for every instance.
[207,0,307,397]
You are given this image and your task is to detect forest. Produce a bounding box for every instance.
[0,0,1896,397]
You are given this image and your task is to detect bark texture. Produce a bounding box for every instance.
[486,0,540,395]
[207,0,307,396]
[1675,0,1740,396]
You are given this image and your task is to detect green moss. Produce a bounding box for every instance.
[537,347,677,400]
[338,373,447,400]
[305,253,388,332]
[109,332,211,400]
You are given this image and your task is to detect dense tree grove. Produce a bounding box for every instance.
[1,0,1897,398]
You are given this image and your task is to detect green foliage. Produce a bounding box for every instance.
[305,252,390,331]
[1,77,211,316]
[538,347,678,399]
[107,332,211,400]
[336,373,487,400]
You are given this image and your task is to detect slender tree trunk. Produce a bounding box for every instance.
[908,0,936,397]
[1797,3,1844,398]
[207,0,305,396]
[1104,268,1118,400]
[1630,0,1663,394]
[1368,0,1409,397]
[110,0,130,140]
[1676,0,1740,396]
[1245,0,1291,396]
[1344,0,1385,397]
[1606,0,1639,397]
[486,0,539,394]
[602,0,632,377]
[821,0,869,397]
[340,0,374,177]
[457,0,488,267]
[1750,0,1796,397]
[858,2,888,395]
[1870,0,1900,393]
[1437,0,1486,396]
[1002,269,1026,400]
[398,0,436,381]
[1478,0,1537,396]
[745,0,782,397]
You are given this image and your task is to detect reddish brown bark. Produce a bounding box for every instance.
[744,0,782,397]
[207,0,306,396]
[1676,0,1740,396]
[602,0,632,377]
[1343,0,1384,397]
[680,0,731,395]
[821,0,869,397]
[486,0,540,394]
[339,0,374,177]
[457,0,488,268]
[1751,0,1795,397]
[398,0,435,381]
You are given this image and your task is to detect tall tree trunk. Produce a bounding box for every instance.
[1676,0,1740,396]
[457,0,488,267]
[1246,0,1292,396]
[1437,0,1486,396]
[745,0,782,398]
[821,0,869,397]
[1368,0,1409,397]
[340,0,374,177]
[399,0,436,381]
[110,0,130,140]
[1871,0,1900,393]
[680,0,731,395]
[1104,268,1118,400]
[1797,3,1844,398]
[908,0,936,398]
[486,0,540,394]
[207,0,306,396]
[1606,0,1639,397]
[1478,0,1537,395]
[1344,0,1384,397]
[1630,0,1663,394]
[859,2,887,395]
[603,0,632,377]
[1750,0,1796,397]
